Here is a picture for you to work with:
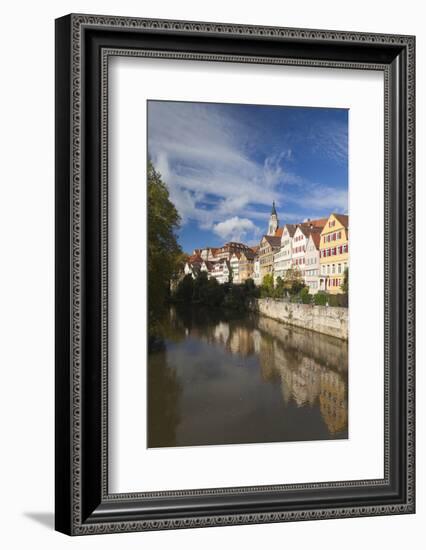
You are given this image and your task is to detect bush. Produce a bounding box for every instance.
[313,291,348,307]
[314,291,328,306]
[300,287,311,304]
[328,293,348,307]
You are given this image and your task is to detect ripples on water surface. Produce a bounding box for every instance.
[148,306,348,448]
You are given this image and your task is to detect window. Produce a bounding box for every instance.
[332,264,335,274]
[338,263,342,273]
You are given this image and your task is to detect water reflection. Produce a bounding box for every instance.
[148,306,348,448]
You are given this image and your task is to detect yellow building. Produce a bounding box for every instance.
[319,213,349,294]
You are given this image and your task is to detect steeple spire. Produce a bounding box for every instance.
[267,201,279,236]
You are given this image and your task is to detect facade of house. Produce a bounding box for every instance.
[273,224,297,282]
[215,241,252,261]
[291,225,310,277]
[184,254,203,279]
[192,247,219,262]
[238,250,255,283]
[180,207,349,294]
[253,255,261,286]
[259,234,282,281]
[230,252,241,283]
[319,213,349,294]
[210,259,231,284]
[304,232,321,294]
[200,260,215,279]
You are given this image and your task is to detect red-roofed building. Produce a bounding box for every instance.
[305,231,322,293]
[319,213,349,293]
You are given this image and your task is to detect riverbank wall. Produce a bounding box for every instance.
[250,298,348,341]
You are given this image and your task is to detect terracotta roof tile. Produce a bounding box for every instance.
[333,213,349,227]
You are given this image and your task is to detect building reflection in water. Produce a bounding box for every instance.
[148,306,348,447]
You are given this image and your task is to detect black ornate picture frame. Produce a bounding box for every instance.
[55,14,415,535]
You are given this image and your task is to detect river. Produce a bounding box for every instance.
[148,306,348,448]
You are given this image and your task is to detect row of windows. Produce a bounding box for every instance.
[321,262,348,275]
[320,244,348,257]
[323,231,342,243]
[328,278,341,287]
[293,245,306,254]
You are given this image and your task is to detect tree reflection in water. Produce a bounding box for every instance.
[148,306,348,448]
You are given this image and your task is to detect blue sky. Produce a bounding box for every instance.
[148,100,348,254]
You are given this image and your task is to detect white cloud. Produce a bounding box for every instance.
[290,185,348,212]
[213,217,259,243]
[148,101,294,227]
[148,101,348,237]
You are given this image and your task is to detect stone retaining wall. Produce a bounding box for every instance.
[252,298,348,340]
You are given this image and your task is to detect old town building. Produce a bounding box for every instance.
[319,213,349,293]
[238,249,256,283]
[304,231,321,294]
[182,207,348,293]
[273,224,297,282]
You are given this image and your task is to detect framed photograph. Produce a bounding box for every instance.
[55,14,415,535]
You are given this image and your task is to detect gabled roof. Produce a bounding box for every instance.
[296,224,311,238]
[274,227,284,237]
[240,250,255,260]
[262,235,281,248]
[309,231,321,249]
[332,213,349,228]
[188,254,203,265]
[283,224,297,237]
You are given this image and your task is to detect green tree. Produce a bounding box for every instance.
[148,160,182,327]
[260,273,275,298]
[283,267,305,296]
[340,267,349,294]
[243,278,259,298]
[174,274,194,303]
[274,276,285,299]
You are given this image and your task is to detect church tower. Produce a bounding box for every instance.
[267,201,279,236]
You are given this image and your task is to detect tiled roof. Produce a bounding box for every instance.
[283,224,297,237]
[241,250,255,260]
[301,217,328,229]
[274,227,284,237]
[309,232,321,249]
[333,213,349,228]
[188,254,203,264]
[263,235,281,248]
